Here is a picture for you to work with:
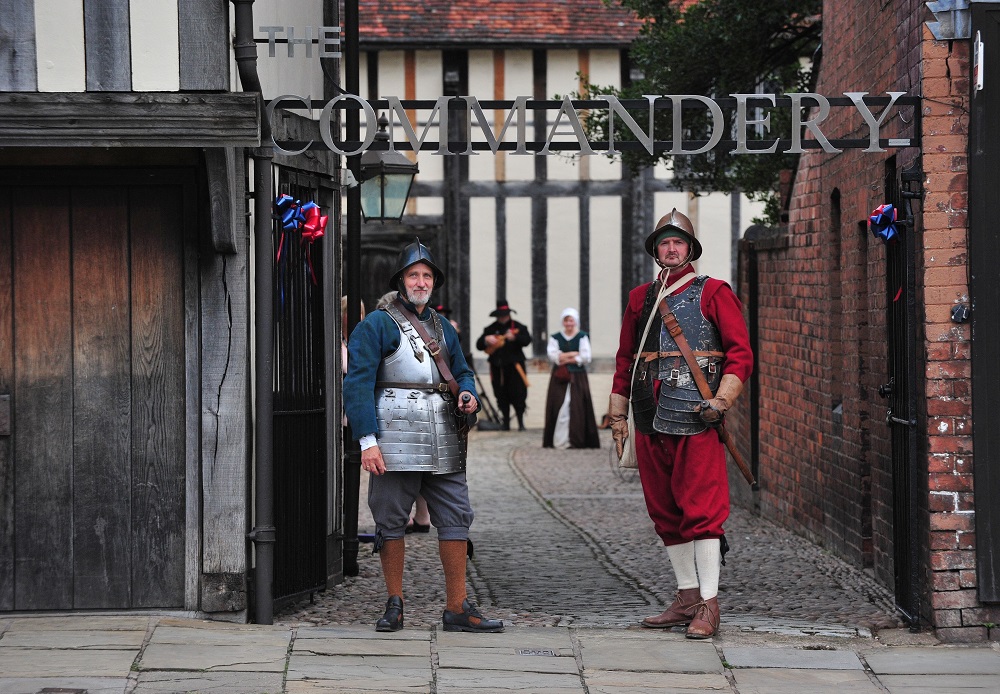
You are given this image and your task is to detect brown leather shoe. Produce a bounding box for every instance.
[641,587,701,628]
[685,597,720,639]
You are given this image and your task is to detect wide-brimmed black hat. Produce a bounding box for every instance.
[490,300,516,317]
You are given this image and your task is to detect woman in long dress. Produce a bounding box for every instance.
[543,308,601,449]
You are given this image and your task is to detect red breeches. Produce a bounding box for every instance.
[635,427,729,546]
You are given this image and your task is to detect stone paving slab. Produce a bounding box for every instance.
[0,629,146,649]
[438,647,579,673]
[865,647,1000,674]
[135,671,285,693]
[436,669,583,692]
[151,624,292,648]
[0,677,129,694]
[293,635,430,657]
[7,616,151,631]
[295,626,430,641]
[879,673,1000,692]
[436,626,574,650]
[286,684,429,694]
[577,633,724,673]
[139,642,288,672]
[286,653,431,681]
[732,668,881,693]
[584,669,732,691]
[723,646,863,669]
[0,648,137,677]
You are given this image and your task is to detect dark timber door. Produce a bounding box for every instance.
[0,170,188,611]
[880,159,921,624]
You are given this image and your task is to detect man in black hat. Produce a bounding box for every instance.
[475,301,532,430]
[344,238,504,634]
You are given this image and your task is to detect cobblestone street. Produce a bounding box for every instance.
[277,429,903,636]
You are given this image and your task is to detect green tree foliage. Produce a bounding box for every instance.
[583,0,821,223]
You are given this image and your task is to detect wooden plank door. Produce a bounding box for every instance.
[0,173,187,611]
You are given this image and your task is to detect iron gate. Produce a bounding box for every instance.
[879,159,922,626]
[272,171,329,605]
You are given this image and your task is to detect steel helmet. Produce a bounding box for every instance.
[643,208,702,263]
[390,238,445,290]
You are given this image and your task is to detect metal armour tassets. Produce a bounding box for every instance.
[390,237,446,290]
[375,304,466,473]
[654,276,722,435]
[644,208,703,262]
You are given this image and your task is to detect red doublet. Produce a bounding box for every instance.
[613,266,753,546]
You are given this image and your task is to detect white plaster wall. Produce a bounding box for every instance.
[130,0,179,91]
[34,0,85,92]
[254,0,324,103]
[587,50,623,182]
[503,50,535,182]
[546,50,583,182]
[697,194,735,285]
[502,197,534,337]
[589,195,624,357]
[545,198,581,345]
[469,197,497,336]
[415,51,444,216]
[467,50,497,183]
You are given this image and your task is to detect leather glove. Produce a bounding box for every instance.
[608,392,630,458]
[698,373,743,426]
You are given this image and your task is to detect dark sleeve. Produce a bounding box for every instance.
[513,321,532,346]
[343,312,400,439]
[475,325,490,351]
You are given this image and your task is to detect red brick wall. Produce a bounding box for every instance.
[732,0,987,640]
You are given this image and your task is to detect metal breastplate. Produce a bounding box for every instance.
[375,306,466,473]
[654,276,723,435]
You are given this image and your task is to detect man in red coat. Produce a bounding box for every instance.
[609,209,753,639]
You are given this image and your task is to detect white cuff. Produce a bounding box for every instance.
[359,434,378,450]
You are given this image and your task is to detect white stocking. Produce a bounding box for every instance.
[694,538,721,600]
[666,541,699,590]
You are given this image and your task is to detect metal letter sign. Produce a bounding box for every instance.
[266,94,921,156]
[256,26,920,156]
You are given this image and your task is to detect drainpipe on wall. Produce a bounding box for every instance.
[232,0,276,626]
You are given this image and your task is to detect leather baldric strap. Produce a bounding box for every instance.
[391,298,461,398]
[657,300,757,487]
[658,307,714,401]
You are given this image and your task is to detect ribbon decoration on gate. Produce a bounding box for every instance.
[869,203,898,243]
[273,194,328,284]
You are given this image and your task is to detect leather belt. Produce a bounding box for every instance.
[377,381,451,393]
[635,350,725,362]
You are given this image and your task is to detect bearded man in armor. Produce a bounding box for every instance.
[609,210,753,639]
[344,239,504,634]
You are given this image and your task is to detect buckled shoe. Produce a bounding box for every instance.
[442,599,504,633]
[685,597,720,639]
[375,595,404,632]
[641,587,701,628]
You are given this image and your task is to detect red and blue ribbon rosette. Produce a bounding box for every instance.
[273,194,328,284]
[869,204,898,243]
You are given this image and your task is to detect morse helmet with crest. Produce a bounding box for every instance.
[643,208,702,268]
[389,238,446,291]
